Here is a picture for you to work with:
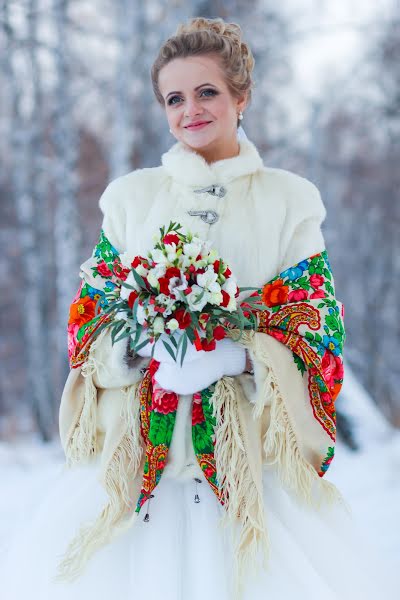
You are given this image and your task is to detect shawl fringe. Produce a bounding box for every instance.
[210,377,270,600]
[55,379,143,582]
[247,331,350,512]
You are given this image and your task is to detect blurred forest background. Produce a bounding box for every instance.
[0,0,399,442]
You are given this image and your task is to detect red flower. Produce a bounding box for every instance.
[174,307,192,329]
[69,296,97,326]
[97,261,113,278]
[192,400,205,426]
[165,266,181,280]
[158,277,170,295]
[310,274,324,289]
[213,325,226,340]
[127,291,138,309]
[270,328,286,343]
[221,290,230,307]
[321,351,344,391]
[204,466,214,478]
[310,289,326,299]
[151,388,179,414]
[213,260,221,274]
[131,256,147,268]
[224,266,232,278]
[163,233,180,246]
[262,279,289,307]
[288,289,308,302]
[198,313,210,330]
[201,338,216,352]
[113,261,130,281]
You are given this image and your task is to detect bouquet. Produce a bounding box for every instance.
[95,222,262,364]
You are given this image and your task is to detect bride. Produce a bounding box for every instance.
[1,16,396,600]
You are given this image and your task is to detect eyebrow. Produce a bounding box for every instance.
[165,83,216,100]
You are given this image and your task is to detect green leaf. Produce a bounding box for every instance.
[131,268,147,290]
[180,333,188,367]
[113,329,132,344]
[162,340,177,362]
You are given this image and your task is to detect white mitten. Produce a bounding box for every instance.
[152,332,203,364]
[154,338,246,395]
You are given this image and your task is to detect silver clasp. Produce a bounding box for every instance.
[188,209,219,224]
[193,184,226,198]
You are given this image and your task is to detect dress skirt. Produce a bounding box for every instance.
[0,456,396,600]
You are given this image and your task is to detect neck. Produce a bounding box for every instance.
[183,133,240,165]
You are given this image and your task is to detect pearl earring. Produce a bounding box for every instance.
[238,111,243,121]
[169,128,172,133]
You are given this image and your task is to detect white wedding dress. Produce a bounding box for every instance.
[0,439,396,600]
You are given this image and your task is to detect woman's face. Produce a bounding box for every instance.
[158,54,247,159]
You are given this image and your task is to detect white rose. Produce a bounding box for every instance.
[209,290,223,306]
[167,318,179,331]
[153,316,165,334]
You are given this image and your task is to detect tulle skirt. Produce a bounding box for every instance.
[0,457,396,600]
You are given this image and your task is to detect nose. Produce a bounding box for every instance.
[184,96,204,118]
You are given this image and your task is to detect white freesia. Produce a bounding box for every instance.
[147,264,166,288]
[222,277,237,297]
[119,251,136,269]
[196,265,220,292]
[169,273,188,298]
[226,296,237,312]
[183,241,202,258]
[206,248,219,264]
[186,285,209,311]
[167,249,177,262]
[136,263,148,277]
[151,249,169,264]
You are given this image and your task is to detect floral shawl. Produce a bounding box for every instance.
[68,230,345,515]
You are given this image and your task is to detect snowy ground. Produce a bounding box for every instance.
[1,368,399,570]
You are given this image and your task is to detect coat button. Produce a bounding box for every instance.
[193,184,226,198]
[187,209,219,224]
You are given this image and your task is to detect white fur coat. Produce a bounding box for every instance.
[89,135,326,481]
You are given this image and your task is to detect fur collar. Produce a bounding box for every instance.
[161,136,264,187]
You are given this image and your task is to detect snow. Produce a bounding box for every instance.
[1,371,399,570]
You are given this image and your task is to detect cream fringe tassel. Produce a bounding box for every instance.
[210,377,270,600]
[245,330,350,513]
[54,347,143,582]
[65,348,99,465]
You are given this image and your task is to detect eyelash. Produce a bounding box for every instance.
[167,88,218,106]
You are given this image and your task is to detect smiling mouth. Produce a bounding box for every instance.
[185,121,212,130]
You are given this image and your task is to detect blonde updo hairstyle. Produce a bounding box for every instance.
[151,17,255,128]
